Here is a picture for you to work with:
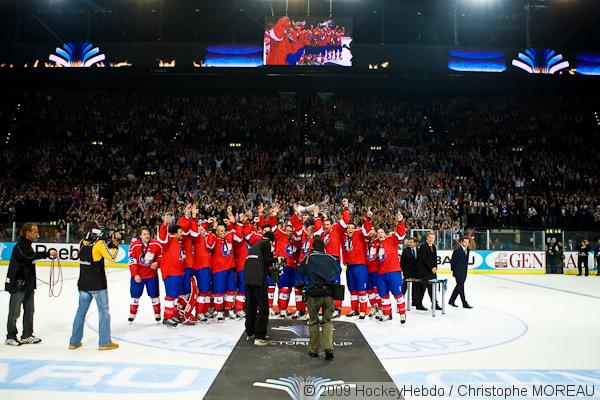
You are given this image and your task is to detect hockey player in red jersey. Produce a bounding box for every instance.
[289,204,323,319]
[232,212,254,318]
[321,199,351,318]
[343,209,373,319]
[157,213,185,327]
[206,208,242,322]
[271,203,302,318]
[178,204,197,322]
[128,226,162,322]
[375,211,408,323]
[367,233,382,319]
[189,207,212,322]
[252,203,278,313]
[266,16,291,65]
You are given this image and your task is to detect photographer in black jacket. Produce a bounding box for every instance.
[5,223,57,346]
[244,231,275,346]
[297,237,341,361]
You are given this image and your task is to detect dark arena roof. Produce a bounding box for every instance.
[1,0,600,95]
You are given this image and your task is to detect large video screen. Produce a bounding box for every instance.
[264,17,352,66]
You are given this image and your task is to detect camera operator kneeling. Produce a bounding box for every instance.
[297,237,341,360]
[69,224,121,351]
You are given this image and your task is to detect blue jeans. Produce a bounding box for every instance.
[69,289,112,347]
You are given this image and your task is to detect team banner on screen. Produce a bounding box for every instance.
[264,17,352,66]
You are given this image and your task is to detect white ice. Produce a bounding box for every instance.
[1,266,599,400]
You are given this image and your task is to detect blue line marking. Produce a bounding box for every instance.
[483,275,600,300]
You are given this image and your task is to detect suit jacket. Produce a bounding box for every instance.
[450,246,470,279]
[416,243,437,278]
[400,247,418,279]
[244,239,274,287]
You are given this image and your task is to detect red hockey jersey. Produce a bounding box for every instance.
[129,239,162,279]
[157,222,185,279]
[178,215,195,269]
[190,219,211,269]
[342,218,373,266]
[376,221,407,274]
[323,209,350,259]
[206,224,241,273]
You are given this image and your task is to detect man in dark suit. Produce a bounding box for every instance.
[449,235,472,309]
[244,231,275,346]
[416,233,441,310]
[400,237,418,305]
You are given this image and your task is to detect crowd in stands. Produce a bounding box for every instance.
[1,90,599,243]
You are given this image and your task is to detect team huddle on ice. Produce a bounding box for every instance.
[128,200,409,327]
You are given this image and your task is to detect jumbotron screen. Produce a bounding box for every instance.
[264,17,353,66]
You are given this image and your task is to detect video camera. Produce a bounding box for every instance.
[85,227,123,247]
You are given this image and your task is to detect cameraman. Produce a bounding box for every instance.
[68,224,121,351]
[5,223,57,346]
[297,237,341,361]
[243,231,275,346]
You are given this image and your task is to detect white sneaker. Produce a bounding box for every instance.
[236,310,246,318]
[216,312,224,322]
[5,338,21,346]
[20,336,42,344]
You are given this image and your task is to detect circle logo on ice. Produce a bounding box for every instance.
[86,305,245,356]
[358,307,528,359]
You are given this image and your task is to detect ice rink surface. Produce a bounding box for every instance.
[1,266,599,400]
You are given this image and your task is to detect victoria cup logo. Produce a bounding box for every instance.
[49,42,106,67]
[270,325,352,347]
[254,376,351,400]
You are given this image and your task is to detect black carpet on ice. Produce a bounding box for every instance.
[204,319,399,400]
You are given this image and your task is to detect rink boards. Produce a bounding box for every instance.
[0,242,597,274]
